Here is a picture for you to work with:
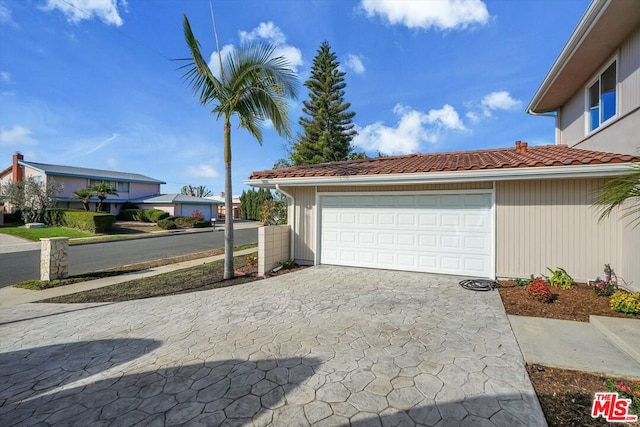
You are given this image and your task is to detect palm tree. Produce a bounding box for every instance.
[90,182,119,212]
[73,188,94,211]
[181,14,298,279]
[594,163,640,228]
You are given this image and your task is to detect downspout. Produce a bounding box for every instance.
[275,184,295,260]
[527,109,560,144]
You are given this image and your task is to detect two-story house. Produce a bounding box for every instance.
[1,153,221,219]
[527,0,640,156]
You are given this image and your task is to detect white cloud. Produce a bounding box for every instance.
[466,111,480,123]
[42,0,126,26]
[238,22,303,70]
[480,91,522,116]
[187,164,219,179]
[345,54,365,74]
[208,23,303,75]
[0,71,11,83]
[361,0,490,31]
[0,125,37,147]
[353,103,466,155]
[240,22,286,45]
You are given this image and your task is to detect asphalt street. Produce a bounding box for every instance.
[0,228,258,287]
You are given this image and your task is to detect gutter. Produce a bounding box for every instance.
[275,184,295,261]
[245,163,635,188]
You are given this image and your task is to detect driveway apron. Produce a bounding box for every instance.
[0,265,546,426]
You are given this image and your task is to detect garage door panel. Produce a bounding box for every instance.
[320,193,492,277]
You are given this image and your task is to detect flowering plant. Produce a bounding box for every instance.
[590,277,617,297]
[610,291,640,315]
[605,379,640,415]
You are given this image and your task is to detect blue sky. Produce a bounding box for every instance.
[0,0,588,195]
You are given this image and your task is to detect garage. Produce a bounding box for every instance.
[319,192,494,278]
[181,204,212,220]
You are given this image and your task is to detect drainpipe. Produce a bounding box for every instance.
[275,184,295,260]
[527,109,560,144]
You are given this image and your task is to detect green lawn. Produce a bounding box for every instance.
[0,226,93,241]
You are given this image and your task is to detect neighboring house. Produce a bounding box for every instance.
[206,193,242,219]
[527,0,640,156]
[132,194,222,220]
[246,0,640,291]
[0,153,217,219]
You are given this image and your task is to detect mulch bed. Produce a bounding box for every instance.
[526,364,639,427]
[498,281,639,426]
[498,281,639,322]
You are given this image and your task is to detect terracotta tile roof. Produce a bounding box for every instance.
[249,143,637,180]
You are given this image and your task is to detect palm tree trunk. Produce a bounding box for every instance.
[224,119,234,280]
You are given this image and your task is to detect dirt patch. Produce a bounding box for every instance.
[498,282,639,322]
[527,364,639,427]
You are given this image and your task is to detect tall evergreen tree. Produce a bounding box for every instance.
[291,41,356,165]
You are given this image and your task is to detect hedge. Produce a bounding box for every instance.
[117,209,140,221]
[117,208,169,222]
[157,219,177,230]
[45,209,116,233]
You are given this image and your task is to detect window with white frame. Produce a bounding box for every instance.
[587,60,617,132]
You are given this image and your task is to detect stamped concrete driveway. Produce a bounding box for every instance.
[0,266,546,426]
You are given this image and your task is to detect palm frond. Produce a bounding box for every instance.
[594,163,640,228]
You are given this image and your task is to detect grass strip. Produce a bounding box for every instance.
[40,254,258,304]
[13,243,258,290]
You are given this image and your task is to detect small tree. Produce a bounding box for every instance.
[0,177,63,223]
[73,188,93,211]
[90,182,118,212]
[181,184,213,197]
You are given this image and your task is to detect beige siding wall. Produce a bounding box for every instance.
[496,178,639,290]
[558,27,640,155]
[283,182,493,264]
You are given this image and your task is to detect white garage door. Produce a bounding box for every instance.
[320,193,493,278]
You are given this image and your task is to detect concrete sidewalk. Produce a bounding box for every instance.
[0,248,258,307]
[509,314,640,379]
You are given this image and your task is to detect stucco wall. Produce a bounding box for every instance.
[129,183,161,199]
[558,26,640,155]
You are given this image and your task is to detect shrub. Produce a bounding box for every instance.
[45,209,115,233]
[134,209,169,223]
[278,259,296,270]
[527,278,553,303]
[189,210,205,221]
[156,219,177,230]
[610,291,640,315]
[545,267,574,289]
[120,202,139,210]
[605,379,640,416]
[191,219,211,228]
[246,254,257,266]
[174,216,196,227]
[590,279,617,297]
[512,274,539,287]
[117,209,141,221]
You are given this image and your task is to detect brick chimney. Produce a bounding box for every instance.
[12,152,23,182]
[515,140,528,154]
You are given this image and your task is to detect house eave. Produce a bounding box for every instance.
[245,163,635,188]
[527,0,640,114]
